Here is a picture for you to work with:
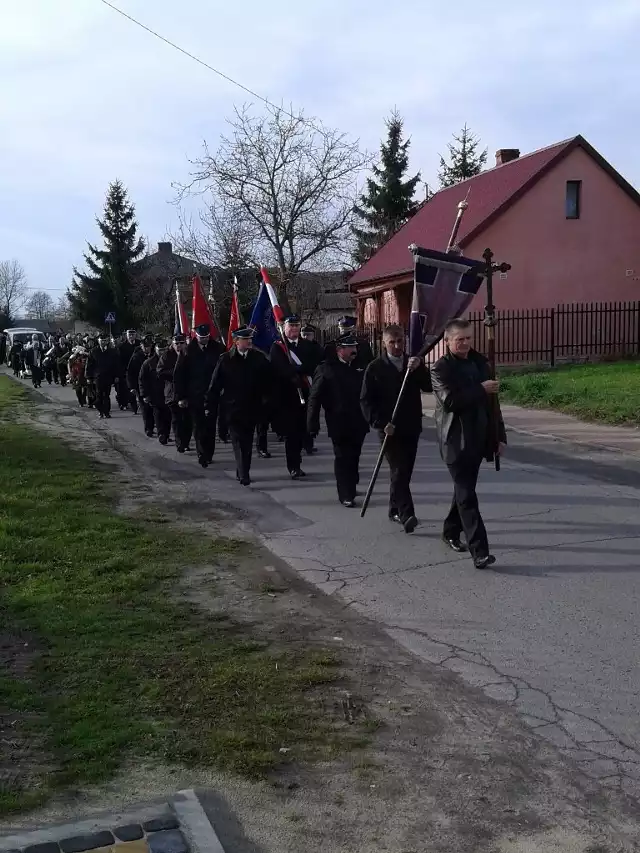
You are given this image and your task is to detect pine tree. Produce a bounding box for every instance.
[438,124,488,188]
[68,180,145,330]
[352,111,421,266]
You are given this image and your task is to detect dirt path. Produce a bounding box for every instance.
[2,383,640,853]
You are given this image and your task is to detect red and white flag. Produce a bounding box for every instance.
[227,277,241,349]
[259,265,285,324]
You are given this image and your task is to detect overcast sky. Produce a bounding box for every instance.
[2,0,639,300]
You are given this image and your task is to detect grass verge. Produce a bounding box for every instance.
[500,360,640,425]
[0,377,347,817]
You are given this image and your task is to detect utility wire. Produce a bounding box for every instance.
[98,0,305,123]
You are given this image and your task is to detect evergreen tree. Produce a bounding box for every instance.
[352,111,421,266]
[438,124,488,188]
[68,180,145,331]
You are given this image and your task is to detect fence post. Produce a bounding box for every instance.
[550,308,555,367]
[637,301,640,355]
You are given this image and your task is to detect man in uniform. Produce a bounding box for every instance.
[139,336,170,442]
[174,323,225,468]
[430,318,506,570]
[207,326,272,485]
[117,329,139,410]
[86,333,119,418]
[324,316,374,370]
[308,334,369,507]
[127,335,154,433]
[157,333,191,452]
[360,324,431,533]
[0,332,7,366]
[299,324,325,455]
[269,315,317,479]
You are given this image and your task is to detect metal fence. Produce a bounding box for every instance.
[323,302,640,366]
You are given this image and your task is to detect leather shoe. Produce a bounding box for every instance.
[388,513,402,524]
[257,450,271,459]
[474,554,496,570]
[403,515,418,534]
[442,535,467,553]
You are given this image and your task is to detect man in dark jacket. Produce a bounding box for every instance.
[140,337,170,443]
[430,318,506,570]
[269,315,318,479]
[174,324,225,468]
[308,334,369,507]
[128,336,154,433]
[157,333,191,452]
[206,327,272,485]
[324,316,374,371]
[117,329,138,410]
[86,334,119,418]
[300,324,325,456]
[360,324,431,533]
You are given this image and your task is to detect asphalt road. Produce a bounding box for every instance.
[15,374,640,802]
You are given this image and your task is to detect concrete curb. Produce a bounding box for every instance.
[170,791,226,853]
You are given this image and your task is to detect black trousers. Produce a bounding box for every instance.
[255,416,269,452]
[381,431,420,523]
[218,400,229,442]
[31,365,43,386]
[153,404,171,441]
[444,451,489,559]
[230,421,256,481]
[284,403,307,472]
[75,384,87,406]
[170,404,192,450]
[141,401,155,434]
[58,362,68,386]
[45,361,58,384]
[332,433,366,503]
[87,382,96,408]
[116,375,129,408]
[95,381,112,416]
[191,403,216,463]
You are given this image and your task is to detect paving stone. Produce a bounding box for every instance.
[25,844,61,853]
[142,817,179,834]
[114,824,144,842]
[59,832,115,853]
[114,842,149,853]
[146,830,188,853]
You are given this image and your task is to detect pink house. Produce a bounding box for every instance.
[349,136,640,328]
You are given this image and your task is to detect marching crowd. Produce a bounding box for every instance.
[1,314,505,569]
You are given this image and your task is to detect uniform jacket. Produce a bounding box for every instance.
[430,348,507,465]
[139,353,164,406]
[206,347,272,425]
[118,340,137,374]
[156,347,180,405]
[324,335,374,371]
[307,358,369,440]
[360,353,431,436]
[126,347,149,391]
[86,346,119,386]
[269,337,318,408]
[174,337,225,404]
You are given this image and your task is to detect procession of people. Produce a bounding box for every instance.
[3,313,504,569]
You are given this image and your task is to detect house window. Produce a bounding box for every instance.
[566,180,581,219]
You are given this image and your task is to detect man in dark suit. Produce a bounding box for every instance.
[324,316,373,371]
[360,324,431,533]
[430,318,506,570]
[269,315,317,479]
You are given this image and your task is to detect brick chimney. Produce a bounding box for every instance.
[157,241,172,255]
[495,149,520,166]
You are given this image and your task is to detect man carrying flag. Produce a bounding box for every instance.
[226,277,241,349]
[248,280,279,459]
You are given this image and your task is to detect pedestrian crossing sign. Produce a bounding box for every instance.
[104,312,116,323]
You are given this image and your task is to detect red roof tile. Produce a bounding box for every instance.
[349,137,578,286]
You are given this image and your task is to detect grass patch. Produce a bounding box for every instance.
[500,360,640,425]
[0,377,348,816]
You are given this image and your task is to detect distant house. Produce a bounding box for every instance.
[349,135,640,328]
[290,271,354,330]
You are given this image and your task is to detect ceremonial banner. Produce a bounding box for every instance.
[408,247,485,356]
[174,286,190,337]
[248,283,278,353]
[259,266,285,324]
[226,278,241,349]
[191,274,219,339]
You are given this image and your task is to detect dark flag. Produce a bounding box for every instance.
[248,282,278,353]
[408,246,485,356]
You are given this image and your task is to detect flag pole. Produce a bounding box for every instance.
[260,265,305,406]
[482,248,510,472]
[207,275,224,342]
[360,196,471,518]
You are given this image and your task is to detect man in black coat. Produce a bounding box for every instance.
[300,324,325,456]
[307,334,369,507]
[206,327,272,485]
[140,337,171,443]
[430,318,506,570]
[174,323,225,468]
[360,324,432,533]
[269,315,318,479]
[128,336,154,433]
[117,330,138,410]
[157,333,191,452]
[86,334,119,418]
[324,316,374,371]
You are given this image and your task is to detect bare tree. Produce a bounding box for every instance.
[54,294,73,321]
[0,259,28,320]
[176,104,368,299]
[25,290,56,320]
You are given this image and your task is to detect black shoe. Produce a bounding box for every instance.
[389,513,402,524]
[342,500,356,508]
[177,446,185,454]
[442,535,467,553]
[99,413,104,419]
[240,477,251,486]
[184,446,192,452]
[198,456,209,468]
[403,515,418,534]
[257,450,271,459]
[158,436,168,445]
[290,469,306,480]
[105,413,111,419]
[474,554,496,570]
